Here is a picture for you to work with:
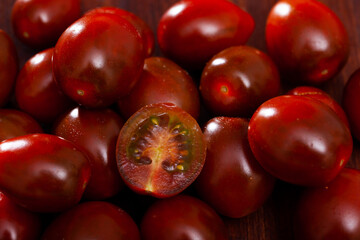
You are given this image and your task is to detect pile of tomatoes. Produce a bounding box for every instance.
[1,0,360,239]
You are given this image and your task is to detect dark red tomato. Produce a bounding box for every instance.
[15,48,74,124]
[117,57,200,119]
[53,106,124,200]
[343,68,360,141]
[42,201,140,240]
[141,195,228,240]
[288,86,349,128]
[11,0,80,48]
[0,109,42,142]
[85,7,154,57]
[0,134,91,213]
[200,46,280,117]
[266,0,349,85]
[116,103,206,198]
[248,95,352,186]
[157,0,255,71]
[0,30,18,107]
[195,117,276,218]
[0,192,42,240]
[53,12,145,108]
[294,168,360,240]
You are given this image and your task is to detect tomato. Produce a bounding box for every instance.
[287,86,349,128]
[53,12,145,108]
[266,0,349,85]
[53,106,125,200]
[157,0,255,71]
[85,7,154,57]
[42,201,140,240]
[0,134,91,212]
[15,48,74,124]
[293,168,360,240]
[0,109,42,142]
[11,0,80,48]
[141,195,228,240]
[117,57,200,119]
[248,95,352,186]
[0,191,42,240]
[0,30,18,107]
[200,46,280,117]
[116,103,206,198]
[195,117,276,218]
[343,68,360,141]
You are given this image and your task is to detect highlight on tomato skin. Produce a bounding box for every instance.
[116,103,206,198]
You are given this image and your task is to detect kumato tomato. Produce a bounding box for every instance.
[266,0,349,85]
[157,0,255,71]
[53,12,145,108]
[42,201,140,240]
[85,7,154,57]
[287,86,349,128]
[141,195,228,240]
[116,103,206,198]
[248,95,352,186]
[0,134,91,213]
[117,57,200,120]
[294,168,360,240]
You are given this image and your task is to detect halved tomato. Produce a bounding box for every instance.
[116,103,206,198]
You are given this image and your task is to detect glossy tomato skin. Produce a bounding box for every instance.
[15,48,74,124]
[248,95,352,186]
[53,106,125,200]
[0,134,91,213]
[11,0,80,48]
[141,195,228,240]
[158,0,255,71]
[294,168,360,240]
[85,7,154,57]
[116,103,206,198]
[288,86,349,128]
[266,0,349,85]
[0,30,18,107]
[343,68,360,141]
[200,46,280,117]
[42,201,140,240]
[0,192,42,240]
[117,57,200,119]
[53,12,145,108]
[195,117,276,218]
[0,109,42,142]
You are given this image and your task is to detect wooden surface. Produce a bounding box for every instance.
[1,0,360,239]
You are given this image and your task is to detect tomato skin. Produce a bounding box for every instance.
[288,86,349,128]
[200,46,280,117]
[15,48,74,123]
[0,109,42,142]
[53,13,145,108]
[266,0,349,84]
[248,95,352,186]
[343,68,360,141]
[0,30,18,107]
[118,57,200,119]
[195,117,275,218]
[85,7,154,57]
[157,0,255,71]
[0,134,91,213]
[294,168,360,240]
[11,0,80,48]
[141,195,228,240]
[53,107,125,200]
[42,201,140,240]
[0,192,42,240]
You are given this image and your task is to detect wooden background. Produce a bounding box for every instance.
[0,0,359,239]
